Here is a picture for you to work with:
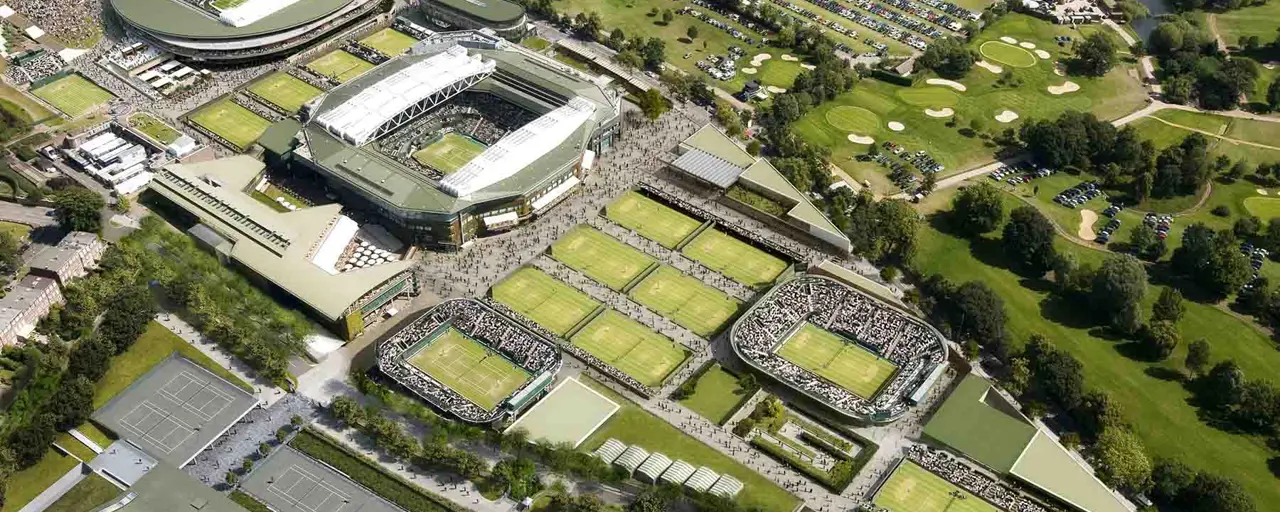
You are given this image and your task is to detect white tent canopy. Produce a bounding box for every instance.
[685,467,719,492]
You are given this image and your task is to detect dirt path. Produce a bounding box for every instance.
[1077,209,1098,241]
[1208,14,1229,54]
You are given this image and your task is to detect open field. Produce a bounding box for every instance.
[188,100,271,150]
[412,133,485,174]
[796,14,1147,194]
[0,221,31,240]
[551,226,656,290]
[682,228,787,288]
[874,461,999,512]
[127,113,181,144]
[31,74,114,117]
[1214,2,1280,44]
[408,328,530,411]
[248,73,322,113]
[570,310,687,387]
[307,50,375,83]
[629,266,741,336]
[94,321,253,409]
[361,28,418,56]
[678,364,753,424]
[776,323,897,399]
[43,474,120,512]
[493,267,600,336]
[0,83,53,123]
[521,37,552,51]
[1244,197,1280,220]
[580,377,802,512]
[606,191,702,248]
[0,450,79,512]
[913,188,1280,508]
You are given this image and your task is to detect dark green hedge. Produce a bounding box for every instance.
[870,70,915,87]
[229,491,272,512]
[290,429,464,512]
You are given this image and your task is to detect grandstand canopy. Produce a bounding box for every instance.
[110,0,354,38]
[922,374,1037,473]
[635,453,672,483]
[614,446,649,473]
[593,439,626,463]
[709,475,744,498]
[670,149,743,189]
[685,467,719,492]
[1010,432,1131,512]
[660,461,695,485]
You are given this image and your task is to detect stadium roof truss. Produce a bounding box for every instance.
[315,45,496,146]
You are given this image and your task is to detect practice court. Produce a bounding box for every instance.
[243,447,402,512]
[92,355,258,467]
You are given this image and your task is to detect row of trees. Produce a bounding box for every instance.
[1149,16,1260,110]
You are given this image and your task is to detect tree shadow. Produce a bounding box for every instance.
[1143,366,1186,383]
[1038,293,1100,330]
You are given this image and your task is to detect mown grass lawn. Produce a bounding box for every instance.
[93,321,252,409]
[43,474,120,512]
[1214,2,1280,45]
[912,189,1280,508]
[0,450,79,512]
[678,364,753,424]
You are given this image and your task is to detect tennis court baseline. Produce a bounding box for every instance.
[408,328,531,411]
[874,461,1000,512]
[360,28,418,56]
[248,73,322,113]
[551,225,655,291]
[570,310,687,387]
[243,447,401,512]
[493,267,599,336]
[776,323,897,399]
[682,228,788,288]
[306,50,374,83]
[189,100,272,150]
[31,74,114,117]
[606,191,703,249]
[412,133,485,174]
[629,266,741,337]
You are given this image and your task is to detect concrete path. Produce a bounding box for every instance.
[17,464,87,512]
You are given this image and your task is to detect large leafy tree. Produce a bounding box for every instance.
[918,37,974,79]
[1003,206,1057,274]
[53,188,104,233]
[950,182,1004,235]
[1092,427,1152,492]
[1143,320,1181,360]
[1091,254,1147,334]
[949,281,1008,356]
[1172,224,1252,297]
[1073,32,1118,76]
[1024,334,1086,410]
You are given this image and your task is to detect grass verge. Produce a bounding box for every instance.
[290,428,461,512]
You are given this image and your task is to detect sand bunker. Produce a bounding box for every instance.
[1078,209,1098,241]
[1259,189,1270,195]
[1264,61,1277,70]
[1053,65,1065,76]
[976,60,1003,73]
[925,78,967,92]
[800,63,816,70]
[781,54,799,62]
[887,121,905,132]
[741,67,758,74]
[1034,49,1051,59]
[766,86,787,93]
[1019,41,1037,49]
[847,134,875,144]
[1000,36,1017,44]
[995,110,1020,123]
[924,108,955,118]
[1048,81,1081,95]
[750,53,772,67]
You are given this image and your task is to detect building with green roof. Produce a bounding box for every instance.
[420,0,528,39]
[270,32,621,250]
[923,374,1133,512]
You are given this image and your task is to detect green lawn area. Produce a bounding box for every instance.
[1244,196,1280,220]
[628,265,741,336]
[53,432,97,461]
[1150,109,1280,147]
[493,267,600,336]
[76,422,114,448]
[581,377,800,512]
[0,83,53,123]
[360,28,418,56]
[307,50,375,82]
[94,321,253,409]
[797,14,1148,194]
[127,113,181,144]
[31,74,114,117]
[776,323,897,399]
[605,190,703,249]
[874,461,999,512]
[681,228,787,288]
[0,221,31,240]
[188,100,271,150]
[678,364,753,424]
[1,450,79,512]
[247,73,322,113]
[570,310,688,386]
[408,328,530,411]
[551,225,656,290]
[43,474,120,512]
[1214,2,1280,44]
[412,133,485,174]
[521,37,552,51]
[913,189,1280,508]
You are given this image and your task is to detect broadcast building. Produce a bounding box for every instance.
[264,30,622,250]
[110,0,380,62]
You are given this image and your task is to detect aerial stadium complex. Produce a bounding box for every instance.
[266,30,622,249]
[730,275,948,424]
[109,0,380,61]
[377,298,562,423]
[419,0,530,39]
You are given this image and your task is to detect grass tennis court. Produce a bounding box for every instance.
[128,113,181,144]
[776,323,897,399]
[874,461,1000,512]
[682,229,788,288]
[605,191,703,248]
[551,225,656,290]
[361,28,418,56]
[412,132,486,174]
[630,266,741,337]
[307,50,374,83]
[570,310,687,387]
[493,267,600,336]
[31,74,114,117]
[408,328,531,411]
[248,73,322,113]
[188,100,271,150]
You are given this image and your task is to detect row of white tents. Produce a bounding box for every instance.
[594,439,744,499]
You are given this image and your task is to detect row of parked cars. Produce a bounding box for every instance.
[787,0,927,51]
[989,164,1054,185]
[1142,213,1174,240]
[1242,242,1269,272]
[1054,181,1104,208]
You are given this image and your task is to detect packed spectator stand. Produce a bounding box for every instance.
[375,92,535,179]
[731,275,945,422]
[5,0,101,46]
[901,445,1052,512]
[6,52,67,84]
[378,298,561,423]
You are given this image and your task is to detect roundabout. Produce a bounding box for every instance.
[979,41,1037,68]
[825,106,881,134]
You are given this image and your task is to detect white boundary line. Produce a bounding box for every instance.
[268,465,351,512]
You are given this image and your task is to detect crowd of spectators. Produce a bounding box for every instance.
[233,93,284,122]
[904,445,1051,512]
[6,52,67,84]
[377,92,535,178]
[344,41,390,64]
[7,0,101,45]
[392,17,433,41]
[733,275,945,421]
[640,182,808,263]
[378,298,561,422]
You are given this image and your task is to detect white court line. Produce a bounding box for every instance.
[268,465,350,512]
[160,371,235,421]
[119,401,195,454]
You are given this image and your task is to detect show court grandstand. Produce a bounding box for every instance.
[377,298,563,423]
[730,275,948,423]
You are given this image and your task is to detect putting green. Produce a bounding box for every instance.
[896,87,959,108]
[1244,197,1280,220]
[825,106,881,134]
[980,41,1037,68]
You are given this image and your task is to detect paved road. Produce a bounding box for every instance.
[0,202,56,227]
